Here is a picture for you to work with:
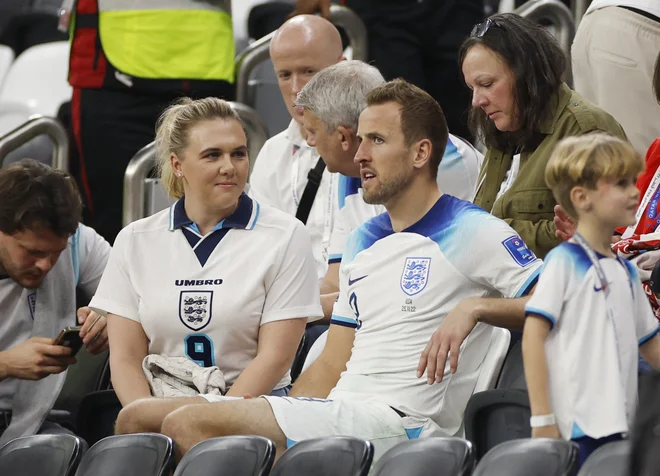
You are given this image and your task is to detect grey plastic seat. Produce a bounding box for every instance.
[577,440,630,476]
[270,436,374,476]
[172,436,275,476]
[496,340,526,390]
[473,438,579,476]
[74,433,173,476]
[0,434,84,476]
[464,388,531,460]
[372,437,474,476]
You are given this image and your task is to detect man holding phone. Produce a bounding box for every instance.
[0,160,111,444]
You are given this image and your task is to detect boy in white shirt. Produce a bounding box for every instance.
[523,134,660,466]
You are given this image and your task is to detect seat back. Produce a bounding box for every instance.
[270,436,373,476]
[473,438,579,476]
[496,340,526,390]
[463,388,531,461]
[577,440,630,476]
[173,436,275,476]
[75,390,122,447]
[372,438,474,476]
[74,433,173,476]
[0,434,84,476]
[473,327,511,393]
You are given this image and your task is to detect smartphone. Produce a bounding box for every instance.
[53,326,84,355]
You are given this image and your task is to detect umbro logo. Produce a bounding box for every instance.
[348,275,368,286]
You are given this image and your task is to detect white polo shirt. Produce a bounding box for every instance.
[0,224,110,409]
[586,0,660,17]
[328,194,542,435]
[90,193,323,391]
[249,120,337,279]
[525,242,659,440]
[327,134,483,265]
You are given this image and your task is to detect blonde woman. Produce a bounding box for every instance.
[90,98,322,422]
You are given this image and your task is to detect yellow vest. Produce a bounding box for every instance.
[97,0,234,82]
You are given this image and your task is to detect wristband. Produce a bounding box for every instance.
[530,414,556,428]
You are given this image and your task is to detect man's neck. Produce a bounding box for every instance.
[575,218,615,257]
[387,178,442,232]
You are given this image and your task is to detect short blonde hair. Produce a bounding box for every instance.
[545,133,643,219]
[155,97,242,199]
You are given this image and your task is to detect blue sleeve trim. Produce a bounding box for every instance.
[515,266,541,298]
[330,314,358,328]
[525,307,556,329]
[328,254,342,264]
[639,326,660,346]
[70,225,81,287]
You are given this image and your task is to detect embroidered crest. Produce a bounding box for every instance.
[179,291,213,331]
[400,257,431,296]
[27,292,36,320]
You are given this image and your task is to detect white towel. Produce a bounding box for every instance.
[142,355,226,398]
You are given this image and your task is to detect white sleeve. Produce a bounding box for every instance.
[248,142,275,205]
[460,216,542,297]
[261,221,323,325]
[524,248,571,329]
[88,225,141,322]
[75,224,111,298]
[329,257,359,329]
[327,207,351,265]
[628,264,660,345]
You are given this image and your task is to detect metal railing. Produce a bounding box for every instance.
[515,0,576,58]
[235,4,369,106]
[0,116,69,170]
[122,102,269,226]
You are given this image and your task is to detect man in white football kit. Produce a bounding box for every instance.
[248,15,345,279]
[134,80,539,462]
[0,160,110,445]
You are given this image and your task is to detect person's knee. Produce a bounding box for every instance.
[115,398,154,434]
[161,405,213,455]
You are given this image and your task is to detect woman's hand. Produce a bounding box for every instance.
[554,205,577,241]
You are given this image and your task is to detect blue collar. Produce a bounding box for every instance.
[168,192,259,234]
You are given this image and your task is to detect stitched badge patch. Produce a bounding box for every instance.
[502,236,537,267]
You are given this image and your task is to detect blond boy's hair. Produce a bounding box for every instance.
[545,133,643,219]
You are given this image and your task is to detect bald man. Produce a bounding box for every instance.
[249,15,344,281]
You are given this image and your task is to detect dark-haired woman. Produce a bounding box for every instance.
[461,13,626,258]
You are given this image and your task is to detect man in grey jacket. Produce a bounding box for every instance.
[0,159,110,444]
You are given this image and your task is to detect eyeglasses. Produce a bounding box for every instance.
[471,17,500,38]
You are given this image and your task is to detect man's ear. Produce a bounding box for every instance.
[570,185,592,213]
[337,125,356,152]
[412,139,432,170]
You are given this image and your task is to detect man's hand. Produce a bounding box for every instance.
[532,424,561,439]
[417,298,480,384]
[554,205,576,242]
[77,307,108,354]
[0,337,76,380]
[291,0,332,19]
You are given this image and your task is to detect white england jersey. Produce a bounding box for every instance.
[90,194,323,391]
[327,134,483,266]
[0,224,110,408]
[525,242,659,440]
[249,120,338,279]
[327,195,542,435]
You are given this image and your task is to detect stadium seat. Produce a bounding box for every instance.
[371,437,474,476]
[74,433,173,476]
[463,388,531,461]
[474,328,511,393]
[472,438,579,476]
[75,390,122,447]
[270,436,373,476]
[173,436,275,476]
[577,440,630,476]
[496,340,526,390]
[290,330,309,382]
[0,434,85,476]
[301,329,328,373]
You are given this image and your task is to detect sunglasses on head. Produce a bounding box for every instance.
[471,17,500,38]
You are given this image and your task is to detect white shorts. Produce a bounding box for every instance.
[262,396,445,459]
